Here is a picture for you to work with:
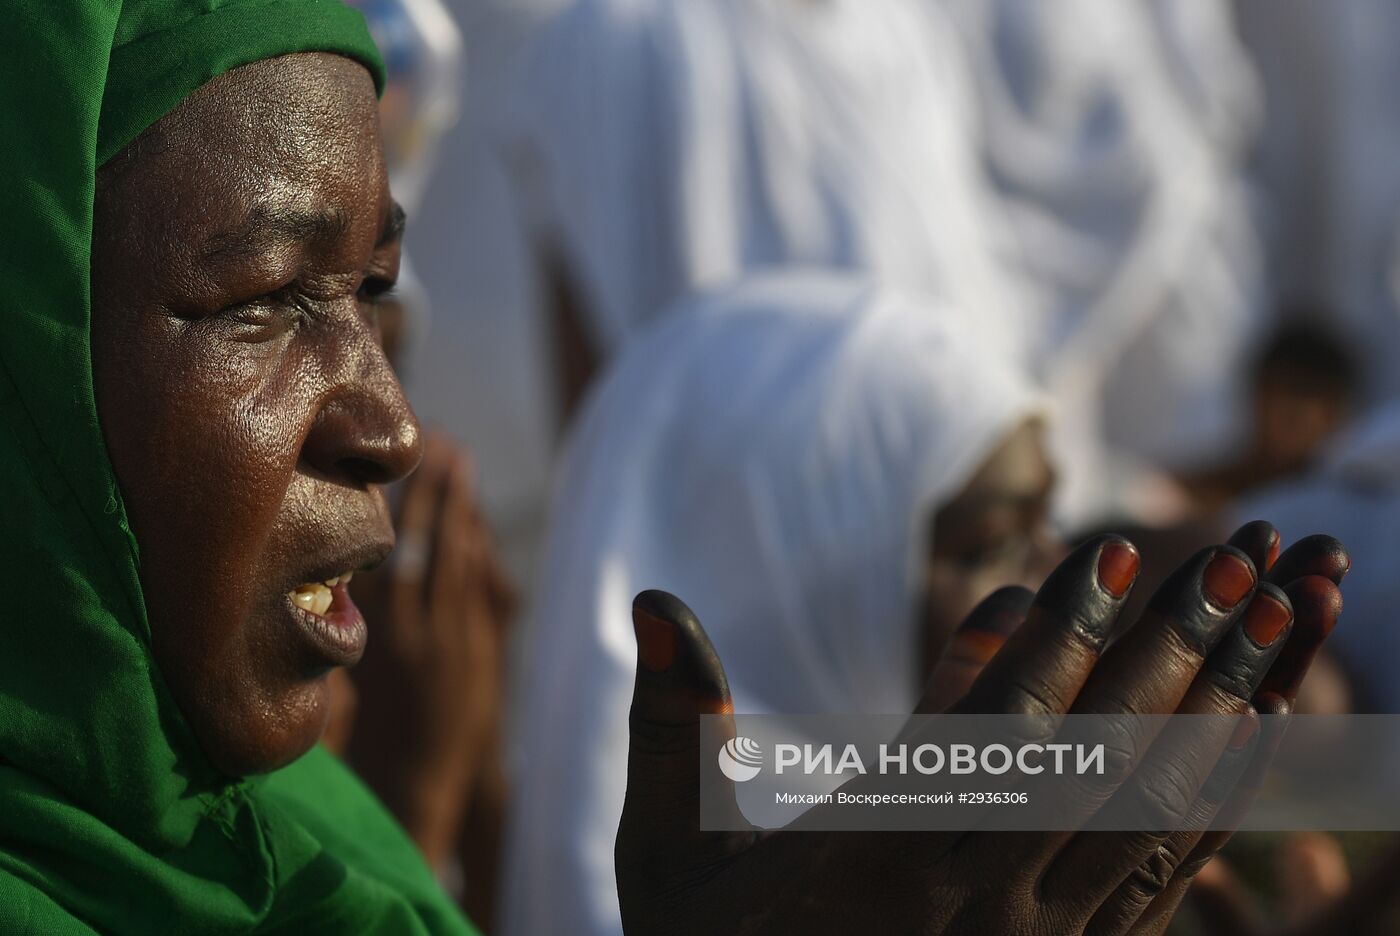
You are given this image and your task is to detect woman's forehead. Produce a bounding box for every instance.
[97,54,392,265]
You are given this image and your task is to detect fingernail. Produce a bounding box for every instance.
[1203,552,1255,610]
[1229,713,1260,751]
[633,606,676,673]
[1242,591,1292,647]
[1097,541,1140,598]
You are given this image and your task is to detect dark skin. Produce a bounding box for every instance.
[85,49,1350,935]
[923,419,1062,684]
[618,525,1347,935]
[91,53,419,777]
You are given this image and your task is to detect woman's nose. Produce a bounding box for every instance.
[300,339,423,487]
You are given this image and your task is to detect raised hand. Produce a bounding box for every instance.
[347,430,517,869]
[615,527,1346,935]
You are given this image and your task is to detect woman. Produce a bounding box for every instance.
[501,272,1342,936]
[0,2,1349,933]
[2,2,472,932]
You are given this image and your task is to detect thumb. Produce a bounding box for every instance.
[618,590,746,855]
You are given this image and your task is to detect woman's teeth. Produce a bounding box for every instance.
[288,572,354,617]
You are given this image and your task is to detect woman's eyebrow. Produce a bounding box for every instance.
[200,204,353,264]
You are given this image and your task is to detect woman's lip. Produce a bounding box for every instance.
[284,580,366,667]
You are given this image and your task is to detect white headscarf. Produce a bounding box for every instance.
[500,270,1043,936]
[500,0,1033,364]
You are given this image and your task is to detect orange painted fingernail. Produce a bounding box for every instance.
[1242,592,1292,647]
[1097,541,1140,598]
[633,607,676,672]
[1203,552,1255,610]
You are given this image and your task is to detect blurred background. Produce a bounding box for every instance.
[340,1,1400,933]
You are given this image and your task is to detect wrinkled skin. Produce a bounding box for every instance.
[617,524,1347,935]
[91,53,420,777]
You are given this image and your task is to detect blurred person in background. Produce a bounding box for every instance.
[500,271,1062,936]
[495,0,1035,425]
[392,0,573,671]
[1235,0,1400,409]
[945,0,1269,530]
[1235,400,1400,714]
[1183,316,1360,517]
[338,3,519,926]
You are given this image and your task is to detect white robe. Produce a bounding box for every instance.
[1236,0,1400,403]
[499,271,1042,936]
[945,0,1266,524]
[500,0,1033,363]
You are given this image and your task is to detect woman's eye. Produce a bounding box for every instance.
[215,288,300,340]
[358,277,397,305]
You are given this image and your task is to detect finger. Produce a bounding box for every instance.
[1227,520,1281,574]
[957,536,1140,718]
[1026,548,1256,838]
[1124,571,1338,927]
[1258,574,1344,704]
[1071,546,1259,716]
[1126,693,1293,936]
[428,452,478,639]
[617,590,747,862]
[1265,533,1350,588]
[390,434,449,630]
[914,585,1032,715]
[1049,583,1290,911]
[1081,711,1260,936]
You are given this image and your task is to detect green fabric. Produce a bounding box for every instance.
[0,2,475,933]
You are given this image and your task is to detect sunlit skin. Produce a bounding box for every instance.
[90,53,421,777]
[922,419,1063,682]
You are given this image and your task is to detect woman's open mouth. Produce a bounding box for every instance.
[285,572,367,667]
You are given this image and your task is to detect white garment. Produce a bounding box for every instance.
[501,0,1033,364]
[946,0,1265,524]
[499,271,1042,936]
[402,0,564,594]
[1235,400,1400,713]
[1236,0,1400,403]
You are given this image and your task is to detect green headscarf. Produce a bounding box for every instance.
[0,2,477,932]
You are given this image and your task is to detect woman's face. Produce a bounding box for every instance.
[90,53,420,776]
[922,420,1063,680]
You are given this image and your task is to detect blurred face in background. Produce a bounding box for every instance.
[921,420,1062,681]
[1251,369,1353,476]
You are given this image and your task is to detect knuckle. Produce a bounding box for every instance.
[1094,716,1143,782]
[1132,760,1200,829]
[1129,842,1180,899]
[997,679,1069,718]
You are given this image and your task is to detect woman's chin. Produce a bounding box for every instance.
[189,676,333,778]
